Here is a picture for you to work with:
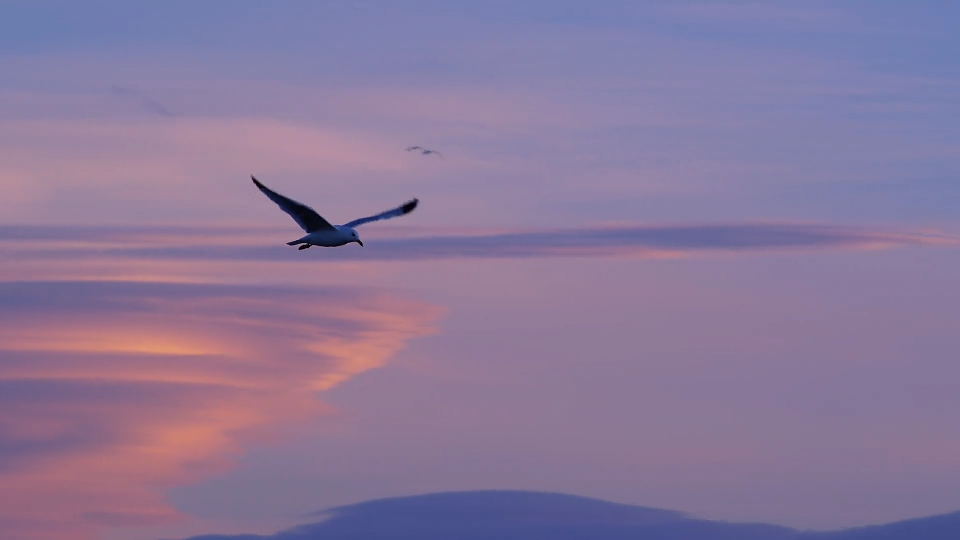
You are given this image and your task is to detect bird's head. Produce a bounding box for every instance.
[347,227,362,246]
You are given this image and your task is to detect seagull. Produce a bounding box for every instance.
[405,146,443,158]
[110,85,175,118]
[252,176,418,250]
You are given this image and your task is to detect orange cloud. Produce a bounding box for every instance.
[0,281,441,540]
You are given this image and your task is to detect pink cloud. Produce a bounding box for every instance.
[0,281,441,540]
[0,117,407,224]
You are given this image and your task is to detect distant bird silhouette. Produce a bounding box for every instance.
[110,85,175,118]
[405,146,444,158]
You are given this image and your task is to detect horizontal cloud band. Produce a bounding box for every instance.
[1,223,951,263]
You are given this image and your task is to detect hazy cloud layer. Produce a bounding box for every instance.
[2,1,957,228]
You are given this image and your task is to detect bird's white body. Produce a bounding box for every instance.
[289,226,361,247]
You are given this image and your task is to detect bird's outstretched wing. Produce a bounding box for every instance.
[405,146,422,152]
[251,176,335,232]
[344,198,419,228]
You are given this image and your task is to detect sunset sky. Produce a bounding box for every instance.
[1,2,959,539]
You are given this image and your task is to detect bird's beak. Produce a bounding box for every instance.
[357,240,364,247]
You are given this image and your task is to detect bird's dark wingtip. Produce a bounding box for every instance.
[251,175,264,188]
[402,198,419,214]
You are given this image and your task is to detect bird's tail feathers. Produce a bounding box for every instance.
[287,239,306,246]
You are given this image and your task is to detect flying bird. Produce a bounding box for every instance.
[405,146,443,158]
[110,85,175,118]
[251,176,418,250]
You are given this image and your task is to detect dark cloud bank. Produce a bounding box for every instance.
[181,491,959,540]
[1,223,949,264]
